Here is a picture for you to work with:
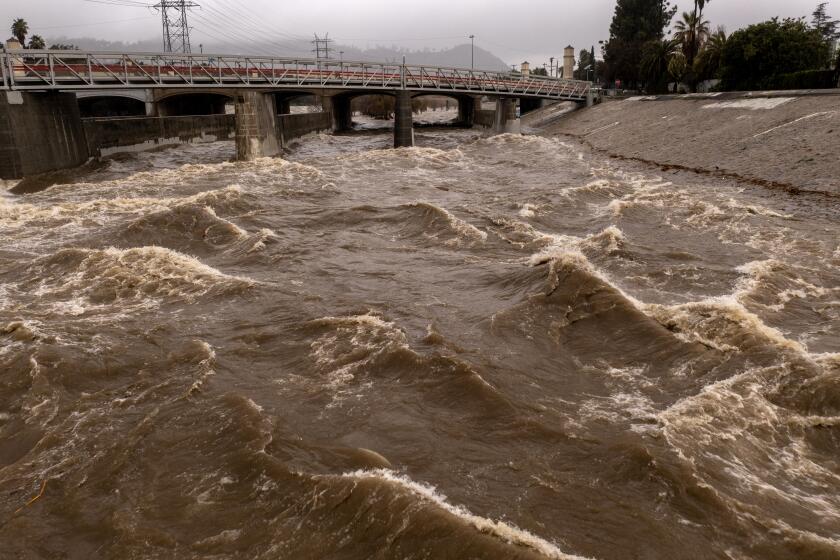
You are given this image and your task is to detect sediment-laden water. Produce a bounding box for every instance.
[1,117,839,560]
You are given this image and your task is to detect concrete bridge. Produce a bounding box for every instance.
[1,50,598,179]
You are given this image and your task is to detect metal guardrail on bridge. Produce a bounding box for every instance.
[0,50,595,101]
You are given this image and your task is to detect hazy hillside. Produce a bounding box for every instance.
[44,35,510,70]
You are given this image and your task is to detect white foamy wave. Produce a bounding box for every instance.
[340,469,593,560]
[734,259,836,314]
[308,314,410,396]
[659,364,840,546]
[21,247,254,314]
[528,226,626,267]
[409,202,488,246]
[338,146,464,169]
[0,185,246,246]
[518,203,538,218]
[645,296,805,354]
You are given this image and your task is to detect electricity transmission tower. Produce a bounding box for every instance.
[154,0,199,53]
[312,34,333,60]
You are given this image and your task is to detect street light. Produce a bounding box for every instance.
[469,34,475,69]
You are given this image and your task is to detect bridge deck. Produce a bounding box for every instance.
[1,50,595,101]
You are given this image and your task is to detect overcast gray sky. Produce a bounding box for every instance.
[2,0,831,65]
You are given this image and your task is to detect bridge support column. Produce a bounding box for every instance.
[494,98,519,134]
[457,97,475,127]
[586,92,595,108]
[0,91,90,180]
[394,90,414,148]
[234,91,281,161]
[330,96,353,132]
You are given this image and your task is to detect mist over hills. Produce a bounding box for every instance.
[43,35,510,70]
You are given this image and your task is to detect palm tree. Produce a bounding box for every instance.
[11,18,28,46]
[694,26,727,80]
[28,35,46,50]
[674,11,710,67]
[640,39,677,93]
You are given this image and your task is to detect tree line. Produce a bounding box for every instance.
[8,18,78,50]
[602,0,840,92]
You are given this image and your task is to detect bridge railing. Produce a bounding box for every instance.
[0,49,594,100]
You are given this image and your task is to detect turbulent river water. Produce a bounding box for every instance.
[1,113,839,560]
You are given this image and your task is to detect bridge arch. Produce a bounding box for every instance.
[78,95,148,118]
[154,91,233,117]
[270,91,323,115]
[410,92,479,126]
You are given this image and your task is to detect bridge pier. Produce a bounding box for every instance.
[234,91,281,161]
[457,97,476,127]
[0,91,90,180]
[394,90,414,148]
[330,96,353,132]
[494,98,520,134]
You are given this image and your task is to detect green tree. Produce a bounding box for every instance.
[11,18,28,46]
[603,0,677,88]
[812,2,839,43]
[576,48,593,79]
[49,43,79,50]
[668,51,688,87]
[640,39,677,93]
[719,18,831,90]
[28,34,45,50]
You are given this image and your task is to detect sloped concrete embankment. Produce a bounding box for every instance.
[544,92,840,196]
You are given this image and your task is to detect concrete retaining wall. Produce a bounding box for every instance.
[474,109,496,128]
[279,112,332,143]
[1,92,90,180]
[83,114,235,157]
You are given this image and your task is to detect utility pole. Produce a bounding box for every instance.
[154,0,199,53]
[469,34,475,69]
[549,57,555,77]
[312,34,333,60]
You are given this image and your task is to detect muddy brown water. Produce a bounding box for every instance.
[1,120,839,560]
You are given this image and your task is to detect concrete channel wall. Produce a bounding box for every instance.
[82,112,334,158]
[278,112,333,143]
[83,114,236,157]
[1,92,89,179]
[545,90,840,196]
[474,109,496,129]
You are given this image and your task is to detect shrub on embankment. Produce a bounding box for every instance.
[718,18,834,91]
[765,69,839,90]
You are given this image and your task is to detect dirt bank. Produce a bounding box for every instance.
[543,92,840,196]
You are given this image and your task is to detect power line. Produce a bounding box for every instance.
[196,2,311,53]
[36,16,157,30]
[190,12,277,55]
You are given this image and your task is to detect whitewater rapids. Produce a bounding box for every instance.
[1,122,838,560]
